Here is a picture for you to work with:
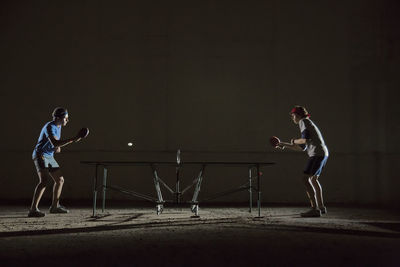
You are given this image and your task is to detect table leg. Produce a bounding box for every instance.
[176,167,180,204]
[257,164,262,218]
[92,164,98,217]
[191,164,205,218]
[151,165,164,215]
[249,167,252,213]
[102,167,107,213]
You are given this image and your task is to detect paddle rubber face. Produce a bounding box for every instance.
[78,128,89,138]
[269,136,280,147]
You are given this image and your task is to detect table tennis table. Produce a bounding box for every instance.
[81,160,275,218]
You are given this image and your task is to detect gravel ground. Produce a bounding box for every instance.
[1,205,399,266]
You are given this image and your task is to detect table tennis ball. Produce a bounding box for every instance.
[127,142,133,147]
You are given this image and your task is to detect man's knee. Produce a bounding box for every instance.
[50,170,64,184]
[310,175,319,183]
[37,181,48,189]
[54,176,64,185]
[37,172,51,187]
[302,174,311,184]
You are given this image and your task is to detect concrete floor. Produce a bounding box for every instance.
[1,205,399,267]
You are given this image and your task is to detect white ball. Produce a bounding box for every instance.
[127,142,133,147]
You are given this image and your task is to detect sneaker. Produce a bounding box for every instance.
[28,209,45,217]
[320,206,327,214]
[300,208,321,218]
[49,205,69,214]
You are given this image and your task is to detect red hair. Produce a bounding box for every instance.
[290,106,310,118]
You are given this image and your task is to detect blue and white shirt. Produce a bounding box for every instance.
[32,121,61,158]
[299,118,329,157]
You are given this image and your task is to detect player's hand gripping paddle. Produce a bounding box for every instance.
[77,127,90,139]
[269,136,281,148]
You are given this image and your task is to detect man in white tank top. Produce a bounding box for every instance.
[276,106,329,217]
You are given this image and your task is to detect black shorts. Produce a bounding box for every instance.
[304,156,328,176]
[33,155,60,173]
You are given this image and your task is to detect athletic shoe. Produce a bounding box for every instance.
[300,208,321,217]
[49,205,69,214]
[28,209,45,217]
[320,206,327,214]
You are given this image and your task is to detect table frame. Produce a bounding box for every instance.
[81,161,275,218]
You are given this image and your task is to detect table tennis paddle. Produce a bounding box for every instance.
[77,127,90,138]
[269,136,280,147]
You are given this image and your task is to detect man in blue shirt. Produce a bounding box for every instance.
[276,106,329,217]
[29,107,82,217]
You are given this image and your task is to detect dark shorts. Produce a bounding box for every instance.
[33,155,60,173]
[304,156,328,176]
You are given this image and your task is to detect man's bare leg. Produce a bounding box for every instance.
[50,169,64,208]
[302,175,317,208]
[310,175,325,209]
[30,170,50,211]
[301,174,321,217]
[49,170,69,213]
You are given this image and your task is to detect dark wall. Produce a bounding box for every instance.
[1,0,399,205]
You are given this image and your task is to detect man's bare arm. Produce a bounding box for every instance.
[293,138,307,145]
[277,139,305,151]
[49,135,81,148]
